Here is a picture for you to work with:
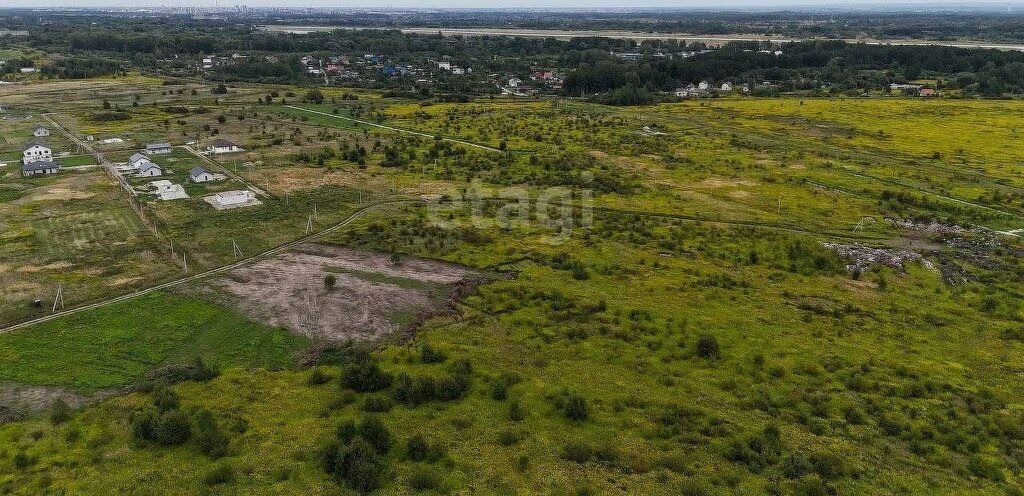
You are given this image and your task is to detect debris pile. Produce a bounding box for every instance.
[886,218,965,235]
[822,242,936,273]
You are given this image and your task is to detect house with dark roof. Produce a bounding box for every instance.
[128,153,151,168]
[189,166,216,183]
[137,161,163,177]
[207,139,243,154]
[22,160,59,177]
[145,143,173,155]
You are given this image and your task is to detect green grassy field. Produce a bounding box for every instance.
[0,291,307,392]
[0,168,180,324]
[4,79,1024,495]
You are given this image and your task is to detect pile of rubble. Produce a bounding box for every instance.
[886,217,966,236]
[822,242,936,273]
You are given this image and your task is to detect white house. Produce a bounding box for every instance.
[207,139,243,154]
[508,77,522,88]
[137,161,163,177]
[127,153,151,168]
[23,141,52,164]
[22,160,59,177]
[721,82,733,92]
[32,125,49,137]
[698,81,710,91]
[189,166,217,183]
[145,143,173,155]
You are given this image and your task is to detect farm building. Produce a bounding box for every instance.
[189,166,217,183]
[32,125,49,137]
[207,139,243,154]
[205,189,261,210]
[137,161,163,177]
[23,141,52,164]
[151,180,189,200]
[145,143,173,155]
[22,160,60,177]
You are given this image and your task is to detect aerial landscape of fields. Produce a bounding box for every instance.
[3,3,1024,495]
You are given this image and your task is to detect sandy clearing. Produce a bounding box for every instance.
[198,244,487,342]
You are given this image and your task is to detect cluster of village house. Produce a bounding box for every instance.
[20,129,257,208]
[196,51,564,93]
[674,80,761,98]
[119,140,256,208]
[20,125,59,176]
[889,83,938,97]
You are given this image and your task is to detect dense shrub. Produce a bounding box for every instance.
[341,360,393,393]
[406,434,429,462]
[724,425,783,473]
[509,400,526,421]
[562,393,589,421]
[194,410,229,458]
[153,409,192,446]
[393,370,471,406]
[419,342,447,363]
[323,417,393,492]
[696,334,720,359]
[490,373,521,401]
[324,437,385,493]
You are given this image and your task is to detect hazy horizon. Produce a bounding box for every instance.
[2,1,1022,11]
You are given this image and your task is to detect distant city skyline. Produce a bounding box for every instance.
[1,1,1022,10]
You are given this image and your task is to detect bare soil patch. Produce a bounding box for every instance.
[696,176,759,188]
[0,382,121,422]
[195,243,491,342]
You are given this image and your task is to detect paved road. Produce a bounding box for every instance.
[0,199,419,335]
[284,105,504,153]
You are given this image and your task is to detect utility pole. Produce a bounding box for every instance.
[52,285,65,312]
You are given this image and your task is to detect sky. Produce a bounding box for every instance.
[1,0,1020,10]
